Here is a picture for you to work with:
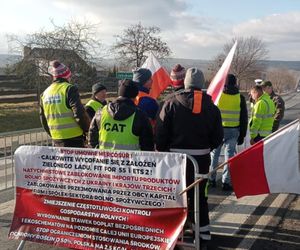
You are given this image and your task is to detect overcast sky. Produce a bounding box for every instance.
[1,0,300,60]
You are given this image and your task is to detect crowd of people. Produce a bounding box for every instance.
[39,59,285,247]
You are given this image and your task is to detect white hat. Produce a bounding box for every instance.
[254,79,263,85]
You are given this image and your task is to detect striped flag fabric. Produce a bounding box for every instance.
[207,41,237,104]
[228,119,300,199]
[141,52,172,99]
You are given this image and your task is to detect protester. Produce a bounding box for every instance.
[155,67,223,245]
[170,64,186,92]
[88,79,154,151]
[40,60,90,148]
[133,68,159,126]
[249,85,275,144]
[260,80,285,132]
[208,74,248,191]
[85,83,107,119]
[249,79,263,107]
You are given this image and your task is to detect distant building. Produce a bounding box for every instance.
[23,46,91,76]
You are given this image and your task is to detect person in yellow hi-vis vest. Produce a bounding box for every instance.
[260,80,285,132]
[85,83,107,120]
[40,60,90,148]
[249,85,275,145]
[88,80,154,151]
[209,74,248,191]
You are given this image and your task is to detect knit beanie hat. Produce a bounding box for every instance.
[92,83,106,95]
[132,68,152,87]
[170,64,186,87]
[225,74,237,86]
[48,60,71,79]
[223,74,239,94]
[118,79,139,98]
[184,67,205,90]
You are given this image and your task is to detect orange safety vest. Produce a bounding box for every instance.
[193,90,203,114]
[134,91,156,131]
[134,91,151,105]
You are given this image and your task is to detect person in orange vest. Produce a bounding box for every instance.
[156,67,223,246]
[40,60,90,148]
[133,68,159,126]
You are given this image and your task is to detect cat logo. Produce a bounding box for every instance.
[103,123,126,132]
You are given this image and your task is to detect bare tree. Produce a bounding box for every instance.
[113,23,171,68]
[7,19,101,88]
[209,36,268,90]
[265,68,298,93]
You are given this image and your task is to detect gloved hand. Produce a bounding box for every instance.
[237,136,244,145]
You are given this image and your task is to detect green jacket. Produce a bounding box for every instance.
[250,93,275,139]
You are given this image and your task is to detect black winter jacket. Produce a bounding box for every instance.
[88,97,154,151]
[155,89,223,152]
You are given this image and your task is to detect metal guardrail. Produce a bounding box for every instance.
[0,128,51,191]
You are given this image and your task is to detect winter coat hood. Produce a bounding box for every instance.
[107,97,136,120]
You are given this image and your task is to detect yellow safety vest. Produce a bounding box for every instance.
[99,106,140,150]
[41,82,83,140]
[85,99,104,112]
[250,93,275,139]
[218,93,241,127]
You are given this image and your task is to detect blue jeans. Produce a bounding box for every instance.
[210,127,239,184]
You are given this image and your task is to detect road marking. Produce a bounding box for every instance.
[236,193,291,249]
[210,194,268,235]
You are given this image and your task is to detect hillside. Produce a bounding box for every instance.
[1,53,300,72]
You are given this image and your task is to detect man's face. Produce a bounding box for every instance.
[262,86,272,95]
[95,89,107,101]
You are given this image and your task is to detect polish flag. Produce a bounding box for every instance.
[228,119,300,199]
[141,52,172,99]
[207,41,237,104]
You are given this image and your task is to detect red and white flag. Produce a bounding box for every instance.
[207,41,237,104]
[142,52,172,99]
[228,119,300,199]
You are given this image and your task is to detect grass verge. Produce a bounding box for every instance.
[0,95,117,133]
[0,102,40,133]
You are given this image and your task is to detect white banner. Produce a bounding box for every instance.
[10,146,187,250]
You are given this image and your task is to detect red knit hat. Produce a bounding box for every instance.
[170,64,186,87]
[48,60,72,79]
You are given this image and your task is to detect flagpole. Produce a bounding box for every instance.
[179,161,228,195]
[262,118,299,142]
[179,119,300,196]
